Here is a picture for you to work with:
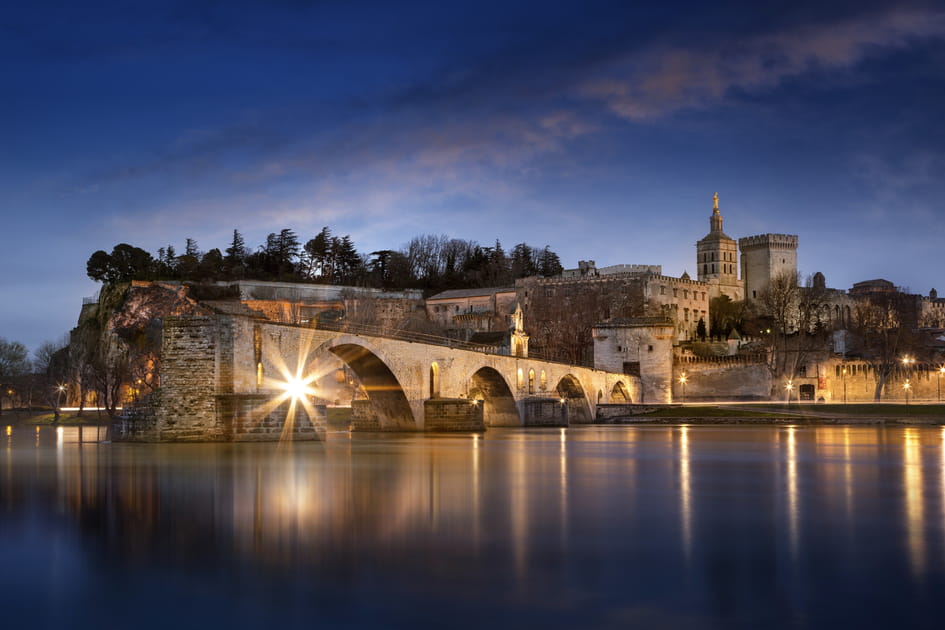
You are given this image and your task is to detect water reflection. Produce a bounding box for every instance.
[2,424,945,628]
[678,425,691,561]
[786,425,799,559]
[903,427,925,577]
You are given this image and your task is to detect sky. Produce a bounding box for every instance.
[2,0,944,353]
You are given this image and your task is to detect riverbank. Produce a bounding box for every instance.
[613,402,945,425]
[0,410,111,426]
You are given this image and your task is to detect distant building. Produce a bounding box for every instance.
[425,287,517,339]
[696,193,743,301]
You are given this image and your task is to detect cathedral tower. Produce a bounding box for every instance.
[696,193,742,301]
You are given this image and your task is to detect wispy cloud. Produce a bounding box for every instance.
[582,8,945,119]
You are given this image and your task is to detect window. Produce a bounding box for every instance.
[648,345,654,352]
[683,289,689,299]
[528,369,535,394]
[617,345,622,352]
[430,362,440,398]
[673,288,678,297]
[660,286,666,295]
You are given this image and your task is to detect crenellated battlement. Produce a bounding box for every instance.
[738,233,798,250]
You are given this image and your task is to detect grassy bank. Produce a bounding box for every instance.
[0,410,111,426]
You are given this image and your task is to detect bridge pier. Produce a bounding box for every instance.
[521,397,568,427]
[424,398,484,432]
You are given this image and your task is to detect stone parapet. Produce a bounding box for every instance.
[738,234,798,250]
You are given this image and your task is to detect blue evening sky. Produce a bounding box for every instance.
[2,0,944,352]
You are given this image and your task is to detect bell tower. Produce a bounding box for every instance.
[696,193,742,300]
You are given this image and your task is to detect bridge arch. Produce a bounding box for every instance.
[311,337,418,430]
[468,366,521,427]
[610,381,631,403]
[555,374,592,424]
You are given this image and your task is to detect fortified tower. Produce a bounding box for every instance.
[696,193,742,301]
[738,233,798,301]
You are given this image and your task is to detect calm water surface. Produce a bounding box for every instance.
[2,424,944,629]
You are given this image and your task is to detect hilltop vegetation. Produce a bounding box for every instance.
[86,227,564,293]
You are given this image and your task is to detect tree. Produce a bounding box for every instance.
[86,244,154,283]
[367,250,411,288]
[302,227,333,281]
[332,235,362,285]
[224,229,247,278]
[199,248,225,280]
[709,295,750,338]
[510,243,537,279]
[0,338,29,416]
[696,317,707,341]
[757,271,832,398]
[538,247,563,277]
[851,290,918,401]
[34,339,69,422]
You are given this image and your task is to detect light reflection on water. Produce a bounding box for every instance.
[1,424,945,628]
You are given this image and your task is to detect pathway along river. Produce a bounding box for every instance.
[2,424,944,628]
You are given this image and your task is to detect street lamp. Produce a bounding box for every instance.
[901,356,916,402]
[785,379,794,406]
[678,372,688,404]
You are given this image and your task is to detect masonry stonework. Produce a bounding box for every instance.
[118,312,634,441]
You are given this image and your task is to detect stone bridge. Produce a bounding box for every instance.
[122,314,640,441]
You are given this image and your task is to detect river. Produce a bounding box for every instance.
[2,424,943,628]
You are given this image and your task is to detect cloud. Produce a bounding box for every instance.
[582,7,945,119]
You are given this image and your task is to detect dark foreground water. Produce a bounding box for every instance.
[2,424,944,629]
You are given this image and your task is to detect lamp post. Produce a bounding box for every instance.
[678,373,687,404]
[901,356,915,402]
[55,384,66,423]
[785,379,794,407]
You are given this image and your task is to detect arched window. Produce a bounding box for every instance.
[517,368,524,390]
[528,369,535,394]
[430,362,440,398]
[540,370,547,390]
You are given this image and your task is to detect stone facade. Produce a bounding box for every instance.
[517,270,709,350]
[672,360,771,401]
[739,233,799,301]
[696,193,743,302]
[117,312,636,441]
[425,287,517,335]
[592,318,676,403]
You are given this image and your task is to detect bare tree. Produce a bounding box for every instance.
[850,291,917,401]
[33,339,69,422]
[0,338,29,417]
[756,272,832,398]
